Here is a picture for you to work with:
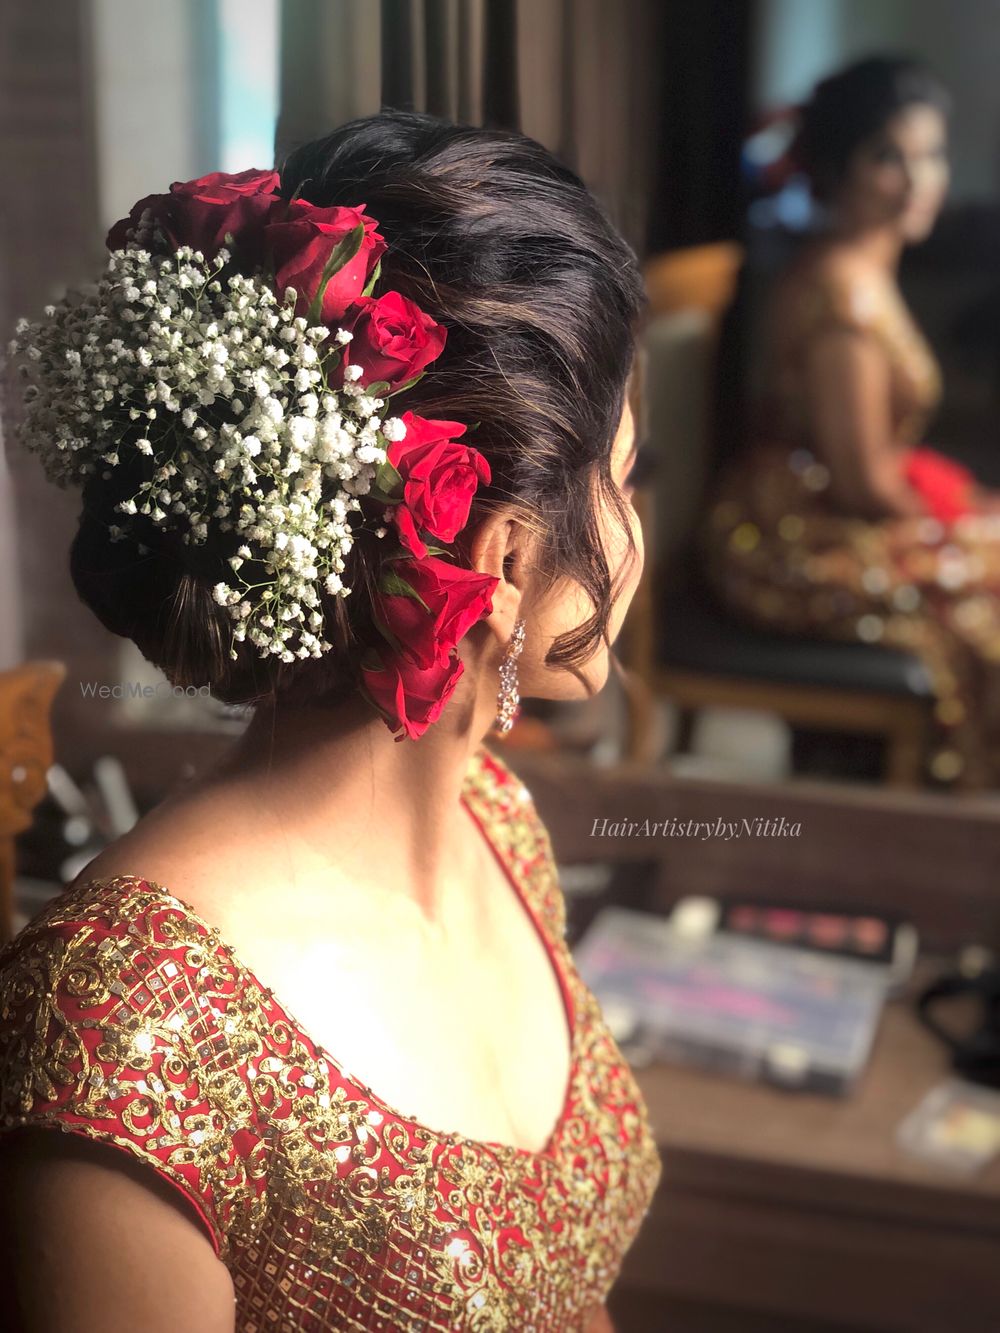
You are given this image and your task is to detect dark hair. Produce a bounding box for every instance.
[794,55,951,202]
[70,109,645,708]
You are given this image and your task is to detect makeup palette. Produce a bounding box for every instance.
[669,896,919,991]
[574,905,889,1095]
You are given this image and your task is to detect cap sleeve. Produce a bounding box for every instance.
[469,743,568,944]
[0,881,267,1262]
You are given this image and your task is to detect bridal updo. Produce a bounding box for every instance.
[793,55,951,204]
[70,109,645,706]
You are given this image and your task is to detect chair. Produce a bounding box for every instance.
[622,243,937,787]
[0,661,65,944]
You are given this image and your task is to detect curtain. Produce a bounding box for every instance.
[1,0,105,680]
[276,0,662,255]
[0,431,23,669]
[645,0,752,252]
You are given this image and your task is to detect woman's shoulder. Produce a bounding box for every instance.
[775,244,893,339]
[1,874,161,968]
[0,874,268,1261]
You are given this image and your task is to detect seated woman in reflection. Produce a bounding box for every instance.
[0,111,657,1332]
[700,56,1000,789]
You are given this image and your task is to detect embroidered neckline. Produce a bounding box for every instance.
[72,746,579,1163]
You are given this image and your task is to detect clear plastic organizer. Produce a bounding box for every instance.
[573,907,888,1096]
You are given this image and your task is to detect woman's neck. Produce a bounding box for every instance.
[196,689,495,923]
[825,218,904,272]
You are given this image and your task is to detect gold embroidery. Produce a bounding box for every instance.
[0,742,661,1331]
[781,272,943,447]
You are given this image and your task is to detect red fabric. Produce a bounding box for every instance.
[903,445,977,523]
[0,746,661,1329]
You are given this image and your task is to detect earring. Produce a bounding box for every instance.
[493,617,526,735]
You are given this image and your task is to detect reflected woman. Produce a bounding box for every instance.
[701,55,1000,789]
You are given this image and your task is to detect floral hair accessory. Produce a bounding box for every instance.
[7,168,498,741]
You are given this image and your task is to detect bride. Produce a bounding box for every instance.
[0,109,657,1332]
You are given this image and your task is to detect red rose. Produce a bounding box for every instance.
[106,169,281,260]
[338,291,446,390]
[107,191,163,251]
[393,505,429,560]
[359,649,465,741]
[373,556,499,670]
[263,202,387,323]
[387,413,491,558]
[176,168,281,197]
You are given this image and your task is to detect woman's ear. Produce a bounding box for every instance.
[467,508,532,640]
[468,509,525,585]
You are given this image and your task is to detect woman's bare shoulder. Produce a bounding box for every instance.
[70,784,252,922]
[71,774,362,953]
[777,241,877,304]
[770,244,891,351]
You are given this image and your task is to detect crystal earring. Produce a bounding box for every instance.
[493,617,526,735]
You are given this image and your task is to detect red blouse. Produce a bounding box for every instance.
[0,743,661,1331]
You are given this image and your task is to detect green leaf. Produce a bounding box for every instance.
[305,223,366,325]
[370,616,406,656]
[373,457,403,496]
[388,370,426,398]
[379,568,430,610]
[361,259,382,298]
[365,380,391,396]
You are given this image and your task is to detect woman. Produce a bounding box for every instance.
[0,111,658,1331]
[700,56,1000,789]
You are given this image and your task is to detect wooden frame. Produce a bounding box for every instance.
[653,665,931,788]
[0,661,66,945]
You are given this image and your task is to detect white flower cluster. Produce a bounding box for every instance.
[8,242,407,664]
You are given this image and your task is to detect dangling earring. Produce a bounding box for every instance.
[493,617,526,735]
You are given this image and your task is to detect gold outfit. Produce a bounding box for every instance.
[700,265,1000,787]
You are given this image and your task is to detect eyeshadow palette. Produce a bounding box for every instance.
[573,906,887,1096]
[668,896,919,992]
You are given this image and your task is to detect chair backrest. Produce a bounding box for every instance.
[639,243,745,585]
[617,246,743,687]
[0,660,65,944]
[644,241,744,321]
[639,306,720,579]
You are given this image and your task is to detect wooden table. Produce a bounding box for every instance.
[493,748,1000,1333]
[609,963,1000,1332]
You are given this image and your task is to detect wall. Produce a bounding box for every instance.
[753,0,1000,199]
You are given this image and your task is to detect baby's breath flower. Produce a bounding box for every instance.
[381,417,407,443]
[8,240,385,663]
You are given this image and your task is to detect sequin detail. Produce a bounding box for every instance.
[0,743,661,1331]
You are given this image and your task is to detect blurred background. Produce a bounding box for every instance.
[3,2,1000,1330]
